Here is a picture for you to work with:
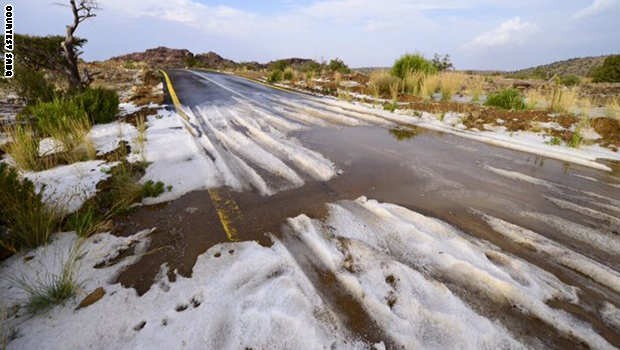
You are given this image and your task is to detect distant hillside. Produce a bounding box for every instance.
[110,47,193,68]
[107,47,325,72]
[509,55,613,78]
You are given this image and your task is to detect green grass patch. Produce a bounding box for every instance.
[485,88,527,110]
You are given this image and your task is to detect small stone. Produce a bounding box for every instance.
[76,287,106,310]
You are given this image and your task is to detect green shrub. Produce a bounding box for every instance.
[547,136,562,145]
[72,87,119,124]
[391,54,437,79]
[328,58,350,74]
[24,98,89,138]
[0,163,59,251]
[485,88,527,110]
[560,74,581,87]
[267,70,283,83]
[568,130,583,148]
[591,55,620,83]
[270,60,289,71]
[383,102,398,112]
[13,66,56,105]
[141,180,165,198]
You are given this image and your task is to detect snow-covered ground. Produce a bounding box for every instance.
[1,197,617,349]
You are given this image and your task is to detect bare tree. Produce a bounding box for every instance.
[59,0,98,90]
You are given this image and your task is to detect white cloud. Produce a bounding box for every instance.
[466,17,538,49]
[573,0,619,19]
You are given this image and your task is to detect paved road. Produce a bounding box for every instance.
[123,69,620,348]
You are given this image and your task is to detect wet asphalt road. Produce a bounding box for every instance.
[119,69,620,348]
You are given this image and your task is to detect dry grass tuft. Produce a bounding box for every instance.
[3,125,41,171]
[467,75,485,103]
[368,70,400,99]
[439,72,466,101]
[420,74,441,99]
[606,98,620,120]
[526,88,548,109]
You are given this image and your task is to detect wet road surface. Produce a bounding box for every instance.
[117,69,620,348]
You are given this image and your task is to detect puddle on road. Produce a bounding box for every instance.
[114,124,620,347]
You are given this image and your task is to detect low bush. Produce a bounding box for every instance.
[391,54,437,79]
[328,58,350,74]
[560,74,581,87]
[0,163,59,251]
[72,87,119,124]
[485,88,526,110]
[383,102,398,112]
[591,55,620,83]
[267,70,283,83]
[141,180,165,198]
[13,66,56,105]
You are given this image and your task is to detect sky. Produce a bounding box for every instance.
[14,0,620,70]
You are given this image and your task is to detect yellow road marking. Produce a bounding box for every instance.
[160,69,242,242]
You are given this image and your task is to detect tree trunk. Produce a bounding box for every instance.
[62,26,82,90]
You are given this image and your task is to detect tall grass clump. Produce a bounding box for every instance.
[368,70,400,98]
[468,75,485,103]
[402,70,425,95]
[72,87,119,124]
[282,67,295,81]
[0,163,59,251]
[438,72,466,101]
[485,88,526,110]
[15,248,81,314]
[3,124,41,171]
[550,85,579,113]
[391,54,437,79]
[419,74,441,99]
[526,88,548,109]
[21,98,95,164]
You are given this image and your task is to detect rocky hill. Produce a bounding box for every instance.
[510,55,612,78]
[110,47,194,68]
[194,51,237,69]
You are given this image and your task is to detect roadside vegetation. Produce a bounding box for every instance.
[1,2,168,284]
[245,51,619,152]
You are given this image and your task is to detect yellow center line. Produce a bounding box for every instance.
[159,69,241,242]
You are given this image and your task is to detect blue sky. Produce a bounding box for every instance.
[15,0,620,70]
